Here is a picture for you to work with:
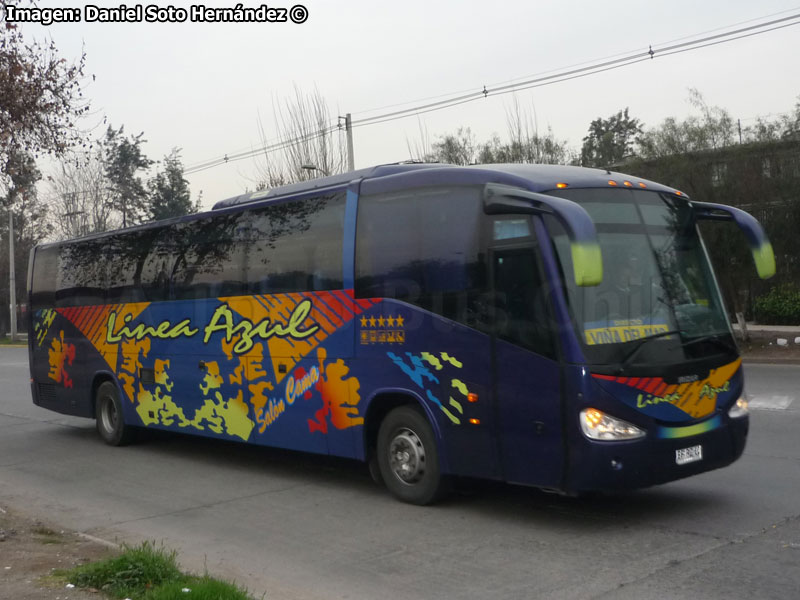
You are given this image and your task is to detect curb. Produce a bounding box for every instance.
[742,357,800,365]
[76,531,122,550]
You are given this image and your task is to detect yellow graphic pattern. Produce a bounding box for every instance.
[190,361,255,440]
[673,359,742,418]
[135,359,190,427]
[36,310,56,346]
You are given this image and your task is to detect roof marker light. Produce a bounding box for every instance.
[556,182,568,189]
[638,182,647,188]
[608,180,618,186]
[623,181,633,187]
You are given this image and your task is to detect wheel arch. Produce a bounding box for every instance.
[90,370,119,418]
[362,387,449,472]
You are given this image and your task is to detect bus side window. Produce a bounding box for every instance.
[31,245,59,312]
[244,193,345,295]
[171,213,246,301]
[355,186,486,327]
[140,232,175,303]
[56,240,106,307]
[105,230,155,304]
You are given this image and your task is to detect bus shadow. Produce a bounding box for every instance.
[50,425,728,524]
[447,477,730,528]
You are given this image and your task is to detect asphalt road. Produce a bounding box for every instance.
[1,346,798,600]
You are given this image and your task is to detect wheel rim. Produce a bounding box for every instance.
[100,394,117,434]
[388,427,426,484]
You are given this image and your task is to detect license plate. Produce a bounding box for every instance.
[676,445,703,465]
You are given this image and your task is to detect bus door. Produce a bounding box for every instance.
[490,216,564,488]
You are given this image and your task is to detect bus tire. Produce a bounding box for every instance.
[95,381,135,446]
[377,406,448,505]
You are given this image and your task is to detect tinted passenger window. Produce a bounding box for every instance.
[56,239,107,307]
[170,212,248,300]
[105,229,161,303]
[244,193,345,294]
[355,186,486,326]
[31,245,59,312]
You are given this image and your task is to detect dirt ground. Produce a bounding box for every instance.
[1,333,796,600]
[0,504,114,600]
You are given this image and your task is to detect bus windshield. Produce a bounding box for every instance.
[546,187,735,369]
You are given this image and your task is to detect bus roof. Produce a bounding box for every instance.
[37,163,682,250]
[212,163,681,209]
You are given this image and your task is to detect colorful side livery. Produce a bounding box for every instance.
[29,164,774,504]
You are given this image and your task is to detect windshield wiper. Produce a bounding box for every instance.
[616,329,682,374]
[680,334,738,355]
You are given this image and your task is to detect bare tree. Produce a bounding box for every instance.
[255,86,347,188]
[405,120,434,164]
[0,3,89,190]
[408,99,572,166]
[47,150,118,239]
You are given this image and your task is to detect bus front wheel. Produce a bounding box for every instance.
[95,381,135,446]
[377,406,448,505]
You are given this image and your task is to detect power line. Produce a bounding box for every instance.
[348,6,800,120]
[183,11,800,176]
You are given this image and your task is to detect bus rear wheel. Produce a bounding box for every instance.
[95,381,135,446]
[377,406,448,505]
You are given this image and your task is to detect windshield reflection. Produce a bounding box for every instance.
[547,188,734,367]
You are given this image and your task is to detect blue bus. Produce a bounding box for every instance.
[28,164,774,504]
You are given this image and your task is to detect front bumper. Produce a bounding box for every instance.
[566,414,749,492]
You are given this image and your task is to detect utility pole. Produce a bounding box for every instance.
[8,206,16,342]
[345,113,355,172]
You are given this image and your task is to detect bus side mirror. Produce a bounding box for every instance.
[483,183,603,287]
[691,201,776,280]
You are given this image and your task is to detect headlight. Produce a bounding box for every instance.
[728,397,749,418]
[579,408,646,441]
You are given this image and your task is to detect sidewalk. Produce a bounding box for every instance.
[734,323,800,364]
[732,322,800,335]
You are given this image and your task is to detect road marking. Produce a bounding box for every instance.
[748,395,794,411]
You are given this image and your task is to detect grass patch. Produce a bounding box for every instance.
[144,576,252,599]
[32,525,65,545]
[0,336,26,346]
[61,541,252,600]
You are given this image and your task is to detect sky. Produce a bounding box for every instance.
[20,0,800,210]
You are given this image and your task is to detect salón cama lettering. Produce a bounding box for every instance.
[106,300,320,354]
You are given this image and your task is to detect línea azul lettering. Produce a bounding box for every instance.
[106,299,319,354]
[203,300,319,354]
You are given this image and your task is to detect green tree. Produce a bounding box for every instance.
[1,2,89,335]
[102,125,153,227]
[148,149,199,221]
[627,91,800,328]
[580,107,642,167]
[0,149,47,334]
